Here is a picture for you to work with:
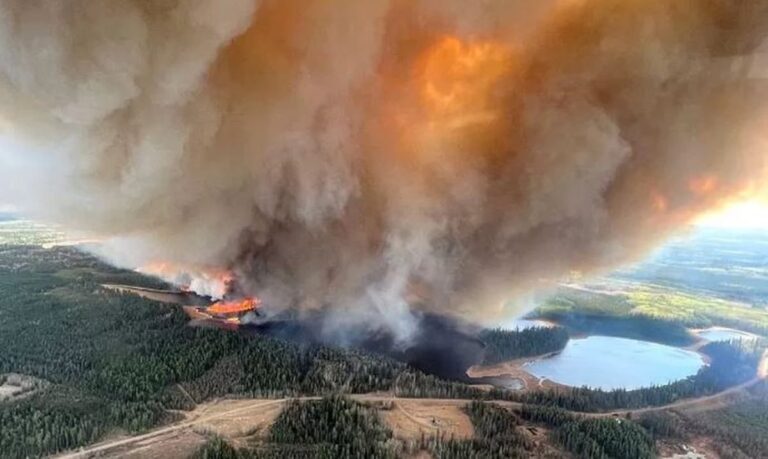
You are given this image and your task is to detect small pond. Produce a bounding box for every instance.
[696,327,757,343]
[524,336,705,390]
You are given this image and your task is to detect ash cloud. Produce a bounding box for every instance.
[0,0,767,341]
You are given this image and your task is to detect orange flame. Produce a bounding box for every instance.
[208,297,261,315]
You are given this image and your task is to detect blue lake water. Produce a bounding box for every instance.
[524,336,705,390]
[697,327,757,342]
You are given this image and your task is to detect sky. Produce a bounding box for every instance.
[696,199,768,229]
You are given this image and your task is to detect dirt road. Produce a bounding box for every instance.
[55,398,290,459]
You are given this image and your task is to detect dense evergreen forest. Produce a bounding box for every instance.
[268,396,396,457]
[519,404,655,458]
[532,311,695,346]
[495,338,765,412]
[480,326,569,365]
[0,246,477,458]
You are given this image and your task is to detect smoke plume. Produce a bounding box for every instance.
[0,0,767,341]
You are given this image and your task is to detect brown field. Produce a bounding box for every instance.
[379,399,474,441]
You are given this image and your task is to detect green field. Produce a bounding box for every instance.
[533,285,768,338]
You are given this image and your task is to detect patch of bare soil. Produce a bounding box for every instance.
[0,373,47,402]
[658,439,716,459]
[467,358,568,392]
[56,398,290,459]
[96,430,206,459]
[404,450,434,459]
[379,399,474,441]
[190,399,284,447]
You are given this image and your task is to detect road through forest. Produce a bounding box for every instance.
[56,350,766,459]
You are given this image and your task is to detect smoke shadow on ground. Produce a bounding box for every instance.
[243,311,488,382]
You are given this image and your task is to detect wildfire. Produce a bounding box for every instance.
[208,297,261,315]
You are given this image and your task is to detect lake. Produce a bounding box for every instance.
[524,336,705,390]
[696,327,757,342]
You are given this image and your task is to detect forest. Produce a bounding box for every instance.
[479,326,569,365]
[519,404,655,458]
[0,246,477,458]
[268,396,396,457]
[192,398,662,459]
[192,397,399,458]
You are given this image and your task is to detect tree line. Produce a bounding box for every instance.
[480,326,569,365]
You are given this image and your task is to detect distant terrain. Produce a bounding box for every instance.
[613,227,768,306]
[0,218,66,246]
[533,228,768,340]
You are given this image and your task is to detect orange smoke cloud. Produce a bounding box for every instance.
[0,0,767,337]
[419,36,513,121]
[651,191,669,213]
[689,175,719,196]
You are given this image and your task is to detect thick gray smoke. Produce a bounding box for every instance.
[0,0,767,341]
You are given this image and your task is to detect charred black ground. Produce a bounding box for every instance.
[244,311,487,382]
